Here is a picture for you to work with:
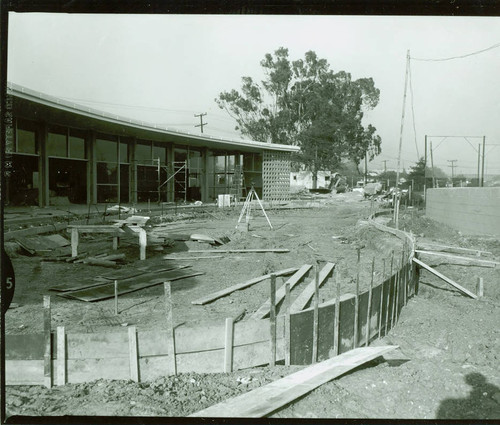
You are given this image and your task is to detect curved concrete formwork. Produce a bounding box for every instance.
[5,215,416,386]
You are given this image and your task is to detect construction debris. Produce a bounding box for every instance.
[189,345,399,418]
[191,267,299,305]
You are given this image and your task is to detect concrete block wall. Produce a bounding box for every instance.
[426,187,500,237]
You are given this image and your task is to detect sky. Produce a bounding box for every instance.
[7,13,500,177]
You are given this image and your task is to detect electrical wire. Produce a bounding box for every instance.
[411,42,500,62]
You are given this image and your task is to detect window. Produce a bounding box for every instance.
[47,128,67,157]
[69,131,86,159]
[136,141,152,164]
[96,137,118,161]
[16,120,37,154]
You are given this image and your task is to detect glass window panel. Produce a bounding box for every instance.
[136,141,152,164]
[69,134,85,159]
[243,154,253,171]
[96,137,117,162]
[253,154,262,171]
[227,155,235,172]
[152,144,166,164]
[96,162,118,184]
[175,148,187,162]
[120,142,129,163]
[47,131,67,157]
[120,164,129,203]
[17,128,37,154]
[215,155,225,173]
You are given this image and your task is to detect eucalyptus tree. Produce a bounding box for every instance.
[216,47,382,187]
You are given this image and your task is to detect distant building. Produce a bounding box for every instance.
[6,83,299,207]
[290,170,334,191]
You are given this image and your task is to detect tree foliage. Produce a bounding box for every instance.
[216,48,382,174]
[407,157,447,190]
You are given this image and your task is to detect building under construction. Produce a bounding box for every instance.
[6,82,299,207]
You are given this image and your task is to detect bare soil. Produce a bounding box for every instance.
[4,192,500,420]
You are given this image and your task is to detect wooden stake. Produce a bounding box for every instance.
[114,280,119,315]
[385,252,394,333]
[56,326,66,386]
[378,259,386,339]
[334,269,341,356]
[224,318,234,373]
[366,258,374,347]
[139,228,147,260]
[128,326,139,382]
[353,248,360,349]
[392,268,399,326]
[164,282,177,375]
[269,274,276,367]
[70,227,79,257]
[284,282,291,366]
[43,295,52,388]
[402,247,408,306]
[476,277,484,298]
[312,266,319,363]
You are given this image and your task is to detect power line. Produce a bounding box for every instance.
[411,42,500,62]
[408,59,420,159]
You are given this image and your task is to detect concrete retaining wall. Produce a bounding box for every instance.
[426,187,500,237]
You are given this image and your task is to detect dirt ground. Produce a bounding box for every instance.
[4,191,500,420]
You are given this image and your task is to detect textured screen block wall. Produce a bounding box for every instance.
[426,188,500,237]
[262,150,291,202]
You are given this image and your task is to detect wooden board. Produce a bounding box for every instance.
[251,264,312,319]
[191,267,299,305]
[6,360,44,385]
[188,249,290,254]
[189,345,399,417]
[66,332,129,359]
[49,279,109,293]
[415,250,498,267]
[413,257,478,299]
[368,284,382,342]
[289,308,313,365]
[356,290,369,347]
[58,269,204,302]
[338,295,356,354]
[289,262,335,312]
[66,358,130,383]
[6,334,45,360]
[416,242,492,256]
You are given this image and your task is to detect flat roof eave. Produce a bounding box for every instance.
[8,82,300,154]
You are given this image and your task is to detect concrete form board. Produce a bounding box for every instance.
[426,188,500,236]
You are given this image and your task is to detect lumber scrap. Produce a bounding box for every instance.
[189,345,398,418]
[416,242,492,256]
[58,269,203,302]
[289,262,335,313]
[415,250,498,268]
[188,248,290,254]
[251,264,312,319]
[412,257,478,299]
[191,267,299,305]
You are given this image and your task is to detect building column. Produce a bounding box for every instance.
[38,123,49,207]
[201,147,209,203]
[167,143,174,202]
[88,131,97,204]
[130,137,137,205]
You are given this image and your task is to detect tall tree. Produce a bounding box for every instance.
[216,48,382,187]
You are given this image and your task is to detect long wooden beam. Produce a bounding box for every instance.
[289,262,335,313]
[191,268,299,305]
[415,250,498,267]
[416,242,492,256]
[188,249,290,254]
[251,264,312,319]
[412,257,478,299]
[189,345,398,418]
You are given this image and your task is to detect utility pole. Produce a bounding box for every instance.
[364,152,368,185]
[430,141,435,188]
[194,113,208,133]
[447,160,457,184]
[481,136,486,187]
[382,160,388,173]
[477,143,481,187]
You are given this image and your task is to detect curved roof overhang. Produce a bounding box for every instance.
[8,82,300,154]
